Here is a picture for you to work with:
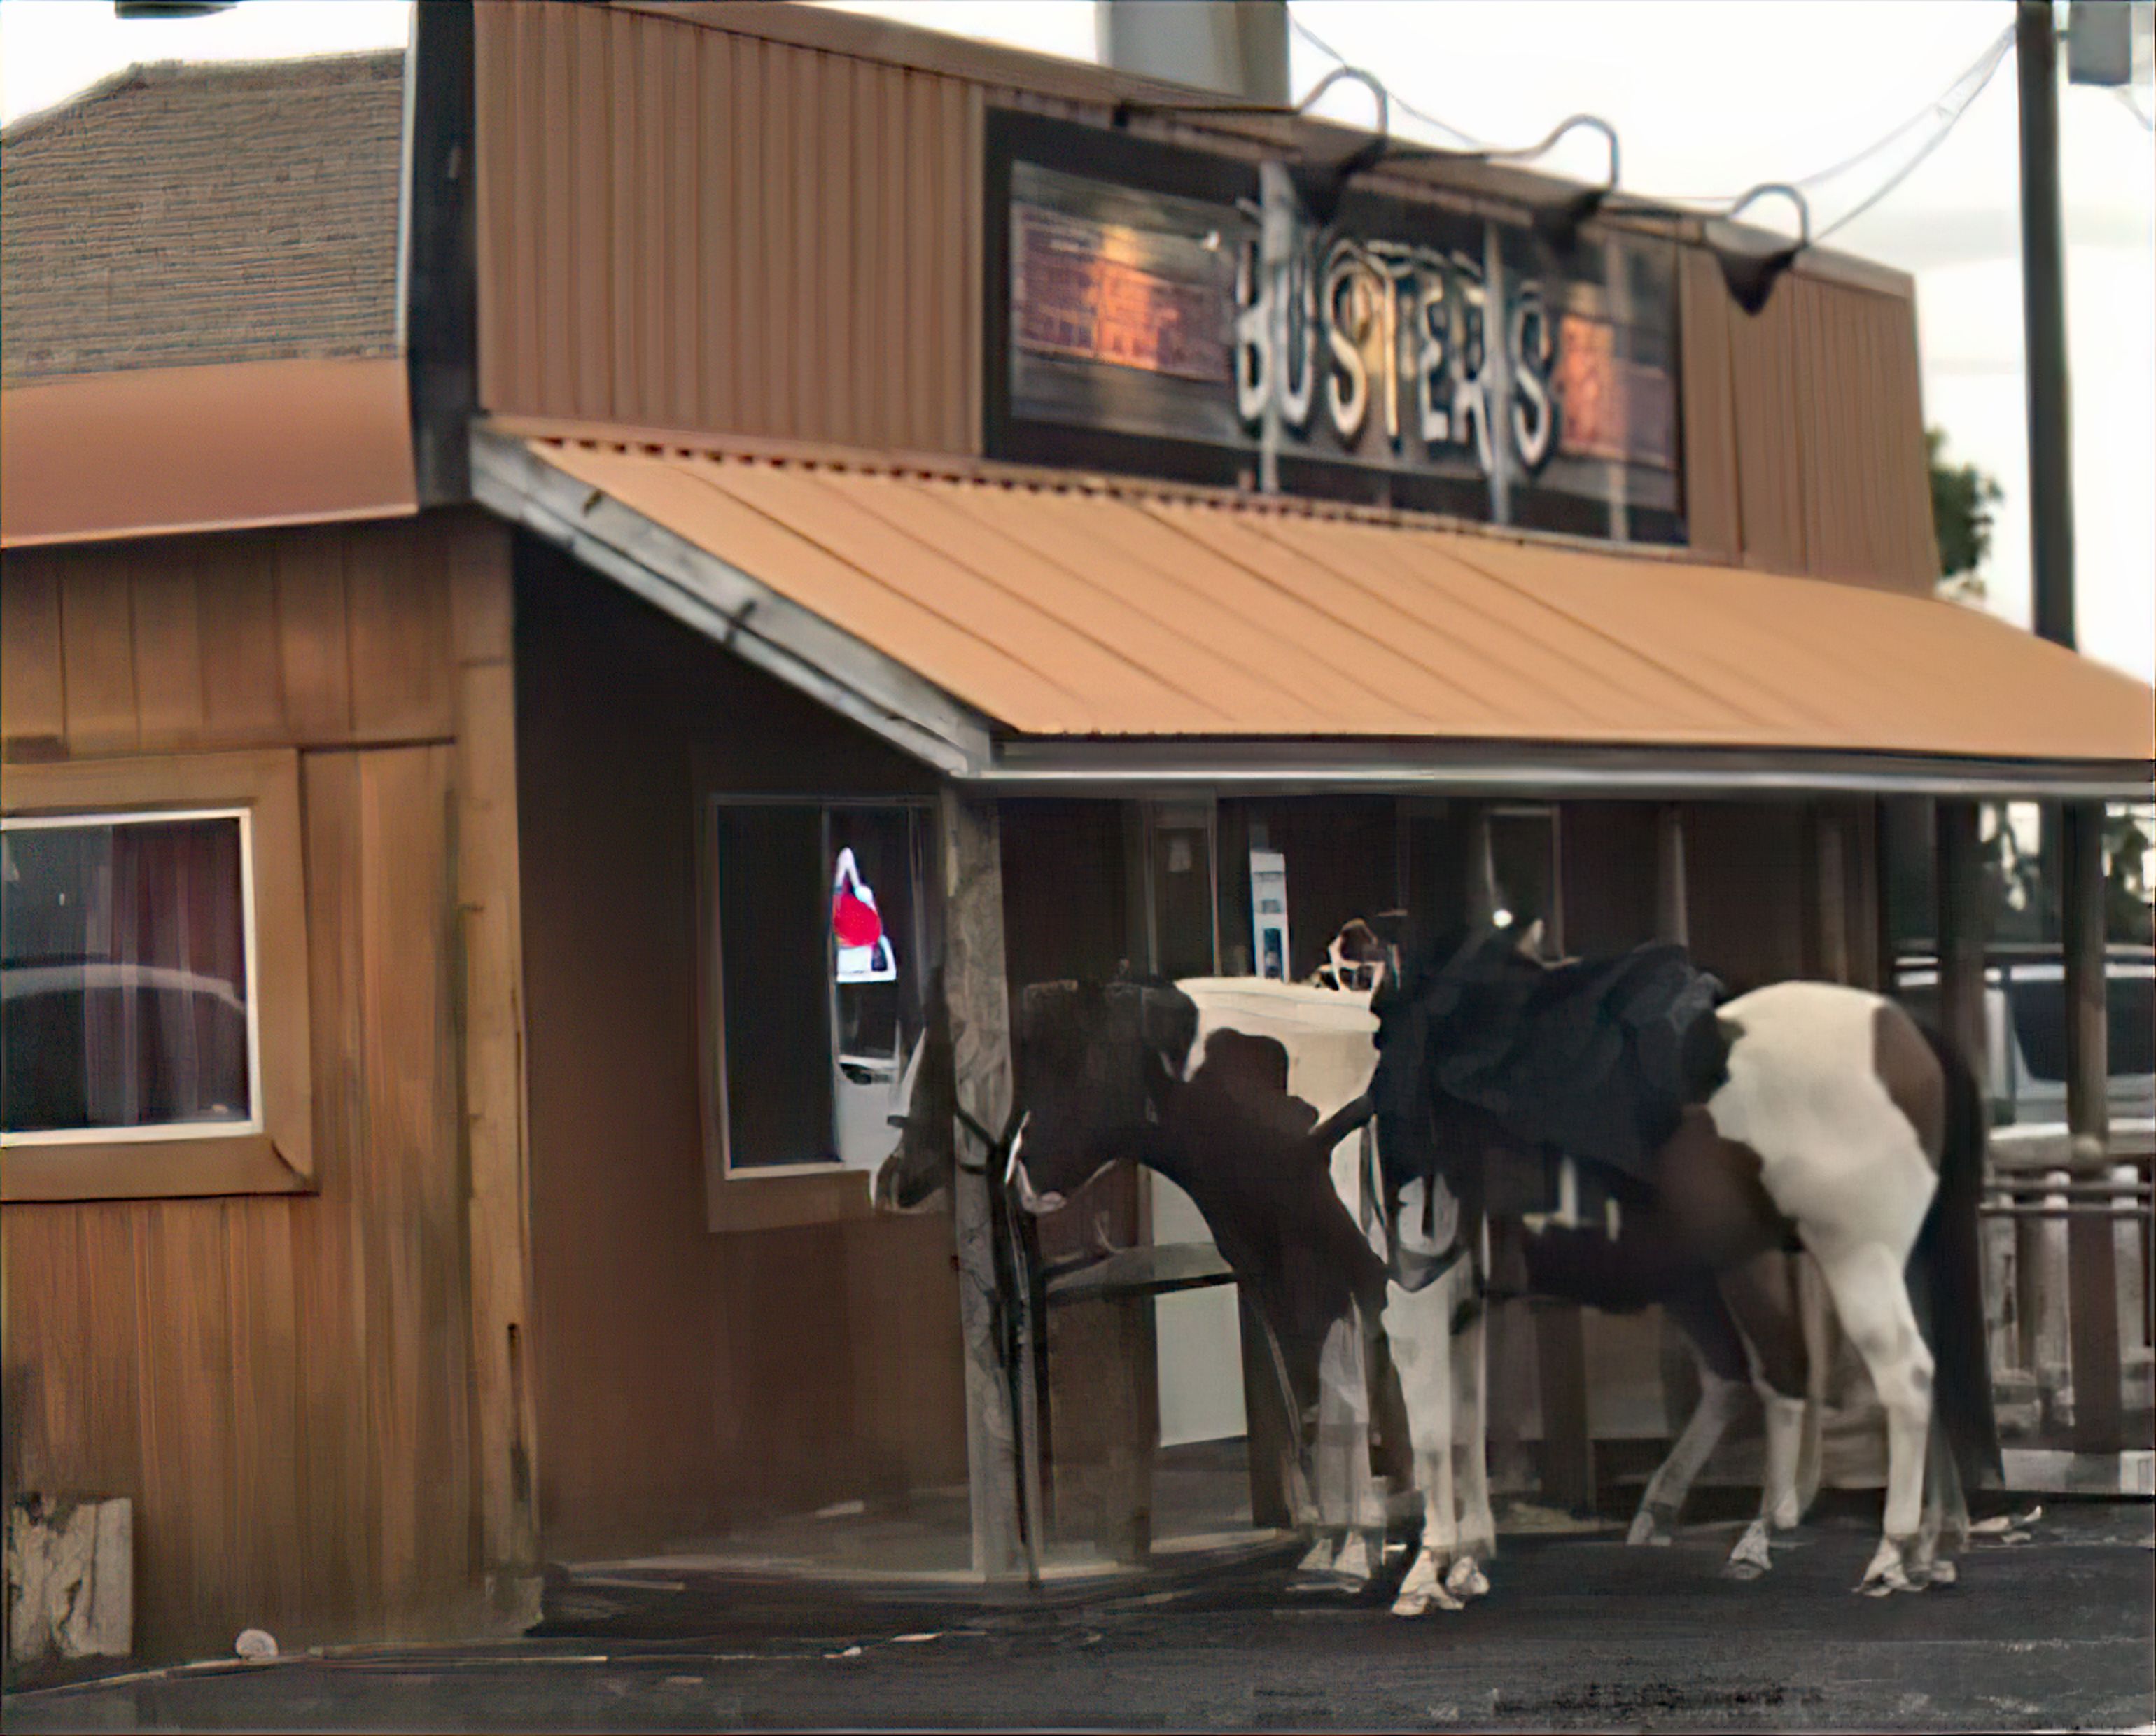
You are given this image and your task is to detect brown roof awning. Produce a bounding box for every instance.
[472,427,2154,799]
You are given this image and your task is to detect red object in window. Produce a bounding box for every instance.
[832,884,883,950]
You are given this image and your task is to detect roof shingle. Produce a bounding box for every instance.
[1,50,405,384]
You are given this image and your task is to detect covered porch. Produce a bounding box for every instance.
[475,421,2154,1589]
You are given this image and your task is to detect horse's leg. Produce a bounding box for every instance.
[1309,1307,1379,1585]
[1302,1311,1354,1578]
[1630,1275,1751,1546]
[1910,1405,1966,1586]
[1443,1263,1493,1601]
[1906,1242,1969,1587]
[1715,1250,1811,1578]
[1385,1273,1466,1614]
[1382,1186,1471,1617]
[1810,1240,1937,1595]
[1795,1251,1834,1520]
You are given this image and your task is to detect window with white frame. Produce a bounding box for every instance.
[706,799,930,1178]
[3,808,261,1143]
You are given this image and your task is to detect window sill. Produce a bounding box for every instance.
[1,1133,312,1203]
[706,1165,878,1234]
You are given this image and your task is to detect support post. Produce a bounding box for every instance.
[1532,1298,1595,1513]
[1464,802,1498,924]
[1814,807,1850,987]
[450,516,543,1626]
[1653,804,1700,1437]
[939,790,1026,1580]
[1935,802,1990,1098]
[1655,803,1689,948]
[2062,802,2121,1453]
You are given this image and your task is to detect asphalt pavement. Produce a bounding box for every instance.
[6,1498,2152,1732]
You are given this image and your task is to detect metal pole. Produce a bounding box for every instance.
[2017,0,2076,652]
[1935,802,1991,1098]
[2062,803,2122,1450]
[2019,4,2118,1448]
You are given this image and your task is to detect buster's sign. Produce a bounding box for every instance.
[985,112,1685,545]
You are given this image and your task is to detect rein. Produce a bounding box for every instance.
[953,1103,1012,1173]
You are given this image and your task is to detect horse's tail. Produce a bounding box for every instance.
[1915,1021,2003,1491]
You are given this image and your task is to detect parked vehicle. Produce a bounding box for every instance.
[1893,945,2155,1132]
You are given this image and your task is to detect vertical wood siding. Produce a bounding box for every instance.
[512,536,968,1563]
[1,514,522,1662]
[1,526,458,759]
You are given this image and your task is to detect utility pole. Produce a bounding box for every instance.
[2017,0,2121,1455]
[2017,0,2075,652]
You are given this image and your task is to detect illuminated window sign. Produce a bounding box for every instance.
[986,111,1686,545]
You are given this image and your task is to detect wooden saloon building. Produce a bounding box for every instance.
[3,1,2150,1665]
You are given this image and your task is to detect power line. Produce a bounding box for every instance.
[1287,10,1488,148]
[1285,4,2012,239]
[1792,24,2013,195]
[1814,29,2013,241]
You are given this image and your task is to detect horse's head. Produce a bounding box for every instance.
[1009,976,1196,1214]
[872,969,956,1212]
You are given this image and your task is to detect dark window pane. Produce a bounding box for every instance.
[715,805,834,1168]
[1489,811,1558,954]
[2008,975,2156,1082]
[1150,819,1215,981]
[3,816,251,1135]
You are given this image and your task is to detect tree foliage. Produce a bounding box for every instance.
[1928,426,2005,606]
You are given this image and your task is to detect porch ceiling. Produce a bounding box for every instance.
[472,425,2154,799]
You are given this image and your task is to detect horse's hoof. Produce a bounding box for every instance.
[1628,1502,1677,1548]
[1392,1550,1466,1616]
[1856,1538,1924,1595]
[1443,1555,1489,1600]
[1334,1534,1376,1585]
[1726,1518,1773,1579]
[1927,1558,1957,1587]
[1296,1536,1338,1576]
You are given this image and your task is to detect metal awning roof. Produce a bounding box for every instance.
[472,426,2155,800]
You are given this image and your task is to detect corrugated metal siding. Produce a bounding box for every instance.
[1681,265,1939,596]
[1725,274,1810,575]
[474,1,1942,594]
[475,2,980,452]
[1676,251,1741,566]
[514,437,2156,765]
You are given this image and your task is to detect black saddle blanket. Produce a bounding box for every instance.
[1375,927,1730,1191]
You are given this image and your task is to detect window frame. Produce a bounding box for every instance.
[1,750,313,1201]
[694,790,936,1234]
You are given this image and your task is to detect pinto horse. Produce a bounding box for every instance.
[1004,933,1998,1606]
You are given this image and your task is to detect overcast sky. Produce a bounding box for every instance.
[4,0,2149,685]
